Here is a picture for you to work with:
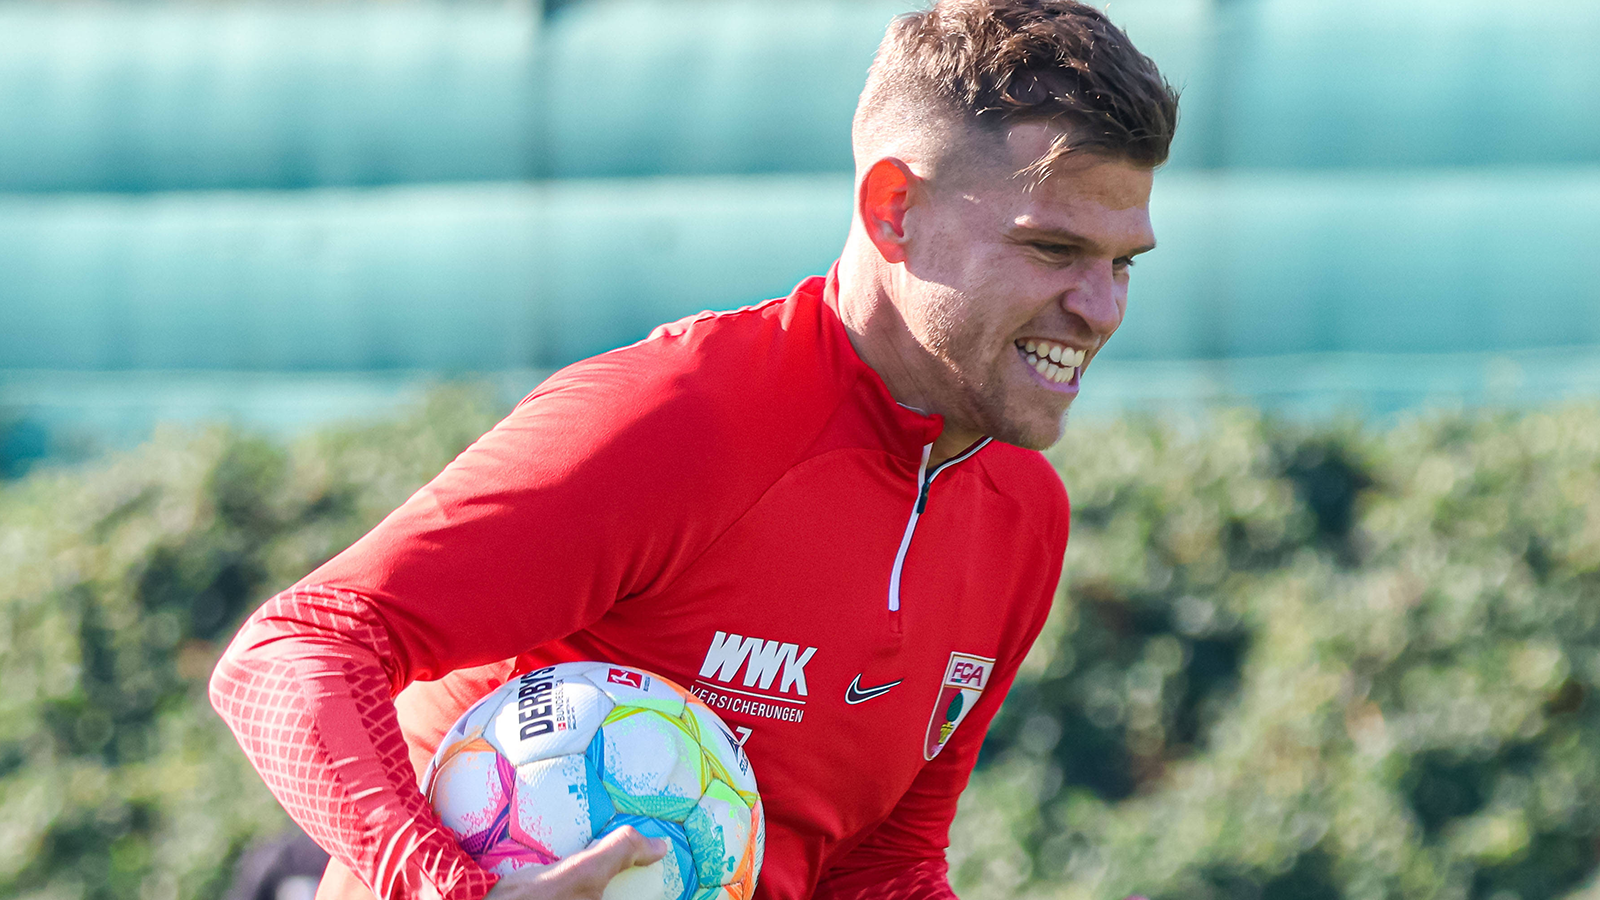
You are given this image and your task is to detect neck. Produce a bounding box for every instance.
[927,430,985,469]
[834,242,986,467]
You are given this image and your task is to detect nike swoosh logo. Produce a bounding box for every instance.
[845,674,902,705]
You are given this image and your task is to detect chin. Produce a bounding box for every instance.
[987,410,1069,451]
[965,376,1074,450]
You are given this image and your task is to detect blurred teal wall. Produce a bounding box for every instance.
[4,0,1598,188]
[1,0,1598,458]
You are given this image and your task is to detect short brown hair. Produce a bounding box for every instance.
[857,0,1179,174]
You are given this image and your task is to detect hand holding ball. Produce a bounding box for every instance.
[425,663,764,900]
[482,828,669,900]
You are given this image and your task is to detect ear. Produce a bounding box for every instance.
[858,157,920,265]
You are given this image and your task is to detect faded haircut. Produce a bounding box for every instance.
[854,0,1180,180]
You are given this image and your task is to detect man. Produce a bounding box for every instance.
[210,2,1177,899]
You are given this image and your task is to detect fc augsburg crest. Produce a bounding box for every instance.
[924,652,995,760]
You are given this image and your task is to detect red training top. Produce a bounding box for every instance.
[210,272,1070,900]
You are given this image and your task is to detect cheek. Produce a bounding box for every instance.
[901,283,967,353]
[917,293,1008,369]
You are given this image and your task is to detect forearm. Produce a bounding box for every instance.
[210,585,496,900]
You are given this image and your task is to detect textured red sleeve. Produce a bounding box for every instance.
[812,528,1063,900]
[210,360,782,900]
[210,586,496,900]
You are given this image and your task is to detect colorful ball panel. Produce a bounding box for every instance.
[487,666,614,767]
[480,846,553,879]
[510,754,604,862]
[422,693,506,790]
[428,742,511,847]
[682,696,756,796]
[748,800,765,889]
[431,747,550,877]
[683,780,753,887]
[600,708,704,822]
[582,729,620,835]
[597,815,697,900]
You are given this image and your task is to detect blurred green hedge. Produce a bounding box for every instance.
[953,407,1600,900]
[4,392,1600,900]
[0,388,504,900]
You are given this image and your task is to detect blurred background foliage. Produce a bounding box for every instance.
[6,392,1600,899]
[0,389,503,900]
[0,389,502,896]
[953,405,1600,900]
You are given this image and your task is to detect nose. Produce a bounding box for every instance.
[1059,259,1125,339]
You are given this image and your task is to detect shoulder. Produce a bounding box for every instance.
[524,284,843,444]
[487,281,849,506]
[973,441,1071,550]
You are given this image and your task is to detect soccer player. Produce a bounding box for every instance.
[210,2,1177,899]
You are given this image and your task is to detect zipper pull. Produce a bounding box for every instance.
[913,443,934,513]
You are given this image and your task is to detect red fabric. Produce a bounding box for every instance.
[211,274,1069,900]
[812,859,956,900]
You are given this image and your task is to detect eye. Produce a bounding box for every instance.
[1113,256,1136,273]
[1029,243,1078,264]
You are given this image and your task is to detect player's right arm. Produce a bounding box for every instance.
[209,361,752,900]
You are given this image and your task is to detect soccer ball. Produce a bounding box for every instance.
[422,661,764,900]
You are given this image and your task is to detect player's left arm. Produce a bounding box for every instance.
[811,569,1060,900]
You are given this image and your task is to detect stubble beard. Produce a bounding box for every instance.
[979,379,1071,450]
[942,341,1072,452]
[914,287,1071,452]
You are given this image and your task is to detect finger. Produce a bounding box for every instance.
[580,826,669,875]
[551,826,667,887]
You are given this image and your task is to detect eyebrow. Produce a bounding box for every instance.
[1006,223,1156,258]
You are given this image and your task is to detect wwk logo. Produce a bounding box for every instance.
[698,631,817,696]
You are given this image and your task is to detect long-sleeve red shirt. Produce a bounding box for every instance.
[210,272,1069,900]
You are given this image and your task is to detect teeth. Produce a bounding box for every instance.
[1016,340,1085,383]
[1016,341,1085,365]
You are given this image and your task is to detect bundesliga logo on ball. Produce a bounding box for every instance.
[422,662,764,900]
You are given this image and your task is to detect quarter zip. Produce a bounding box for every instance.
[888,437,993,612]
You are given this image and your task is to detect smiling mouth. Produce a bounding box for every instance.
[1015,339,1084,385]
